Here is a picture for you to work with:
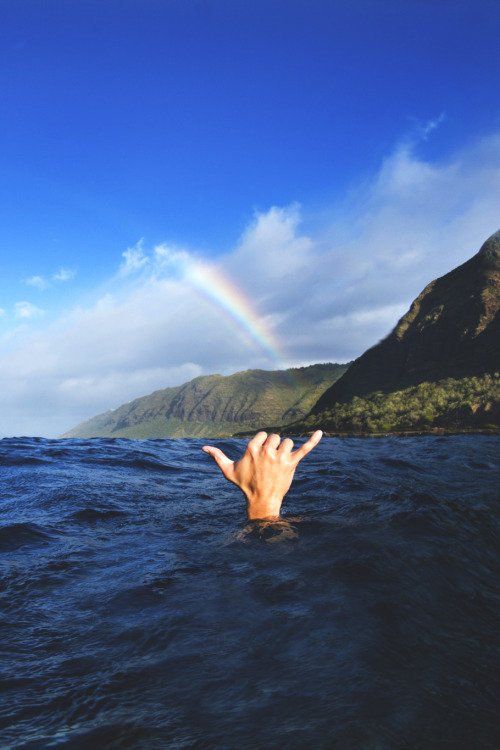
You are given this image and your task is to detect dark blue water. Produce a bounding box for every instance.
[0,436,498,749]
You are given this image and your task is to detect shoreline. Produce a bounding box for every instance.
[3,428,498,441]
[234,427,499,439]
[289,428,499,439]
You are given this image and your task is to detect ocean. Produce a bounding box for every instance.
[0,435,498,749]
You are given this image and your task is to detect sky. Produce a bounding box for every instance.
[0,0,499,436]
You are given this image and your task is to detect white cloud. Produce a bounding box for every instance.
[119,239,149,275]
[14,301,45,320]
[23,275,48,290]
[0,308,5,317]
[0,129,499,436]
[58,364,202,406]
[154,243,192,270]
[53,267,76,282]
[23,268,76,288]
[416,113,446,141]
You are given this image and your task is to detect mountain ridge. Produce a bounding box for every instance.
[62,363,349,439]
[290,230,499,434]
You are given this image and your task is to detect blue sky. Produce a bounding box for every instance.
[0,0,499,435]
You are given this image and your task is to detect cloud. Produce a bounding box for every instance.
[22,267,76,290]
[53,267,76,282]
[0,308,5,317]
[23,275,48,290]
[415,113,446,141]
[0,128,499,436]
[154,243,191,270]
[119,239,149,275]
[14,301,45,320]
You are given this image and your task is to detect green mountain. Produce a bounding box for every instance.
[293,230,500,434]
[62,363,349,439]
[63,231,499,440]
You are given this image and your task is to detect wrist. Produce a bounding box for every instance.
[245,492,283,521]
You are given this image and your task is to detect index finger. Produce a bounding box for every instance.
[291,430,323,464]
[247,431,268,452]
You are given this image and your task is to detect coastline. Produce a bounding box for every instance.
[234,427,500,439]
[301,428,499,439]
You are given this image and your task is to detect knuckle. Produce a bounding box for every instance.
[249,431,267,448]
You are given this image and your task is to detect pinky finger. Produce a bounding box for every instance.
[291,430,323,463]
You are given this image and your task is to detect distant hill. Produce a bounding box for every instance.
[293,230,500,434]
[62,363,349,439]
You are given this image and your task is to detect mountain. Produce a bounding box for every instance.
[62,363,349,439]
[63,231,500,440]
[294,230,500,434]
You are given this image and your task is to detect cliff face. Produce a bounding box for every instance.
[62,363,349,438]
[312,230,500,414]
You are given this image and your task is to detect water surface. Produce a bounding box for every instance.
[1,436,499,749]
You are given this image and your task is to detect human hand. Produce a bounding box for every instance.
[202,430,323,520]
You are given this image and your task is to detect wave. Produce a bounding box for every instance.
[0,522,59,552]
[0,454,52,467]
[0,435,498,749]
[68,508,129,523]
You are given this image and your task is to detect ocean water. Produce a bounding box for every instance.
[0,435,498,750]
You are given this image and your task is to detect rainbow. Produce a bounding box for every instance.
[187,260,287,366]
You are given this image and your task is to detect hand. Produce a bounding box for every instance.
[202,430,323,520]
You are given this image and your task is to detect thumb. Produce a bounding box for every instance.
[202,445,235,479]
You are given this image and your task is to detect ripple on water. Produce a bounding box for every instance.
[0,522,61,552]
[0,435,498,749]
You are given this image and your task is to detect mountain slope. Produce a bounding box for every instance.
[296,230,499,433]
[62,363,349,439]
[313,230,499,411]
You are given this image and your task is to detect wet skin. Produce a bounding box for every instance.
[202,430,323,520]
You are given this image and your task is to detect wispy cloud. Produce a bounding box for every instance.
[53,267,76,282]
[419,113,446,140]
[22,267,76,290]
[23,275,49,290]
[14,301,45,319]
[119,240,149,275]
[0,128,499,436]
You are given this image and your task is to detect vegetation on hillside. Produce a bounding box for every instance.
[298,374,499,434]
